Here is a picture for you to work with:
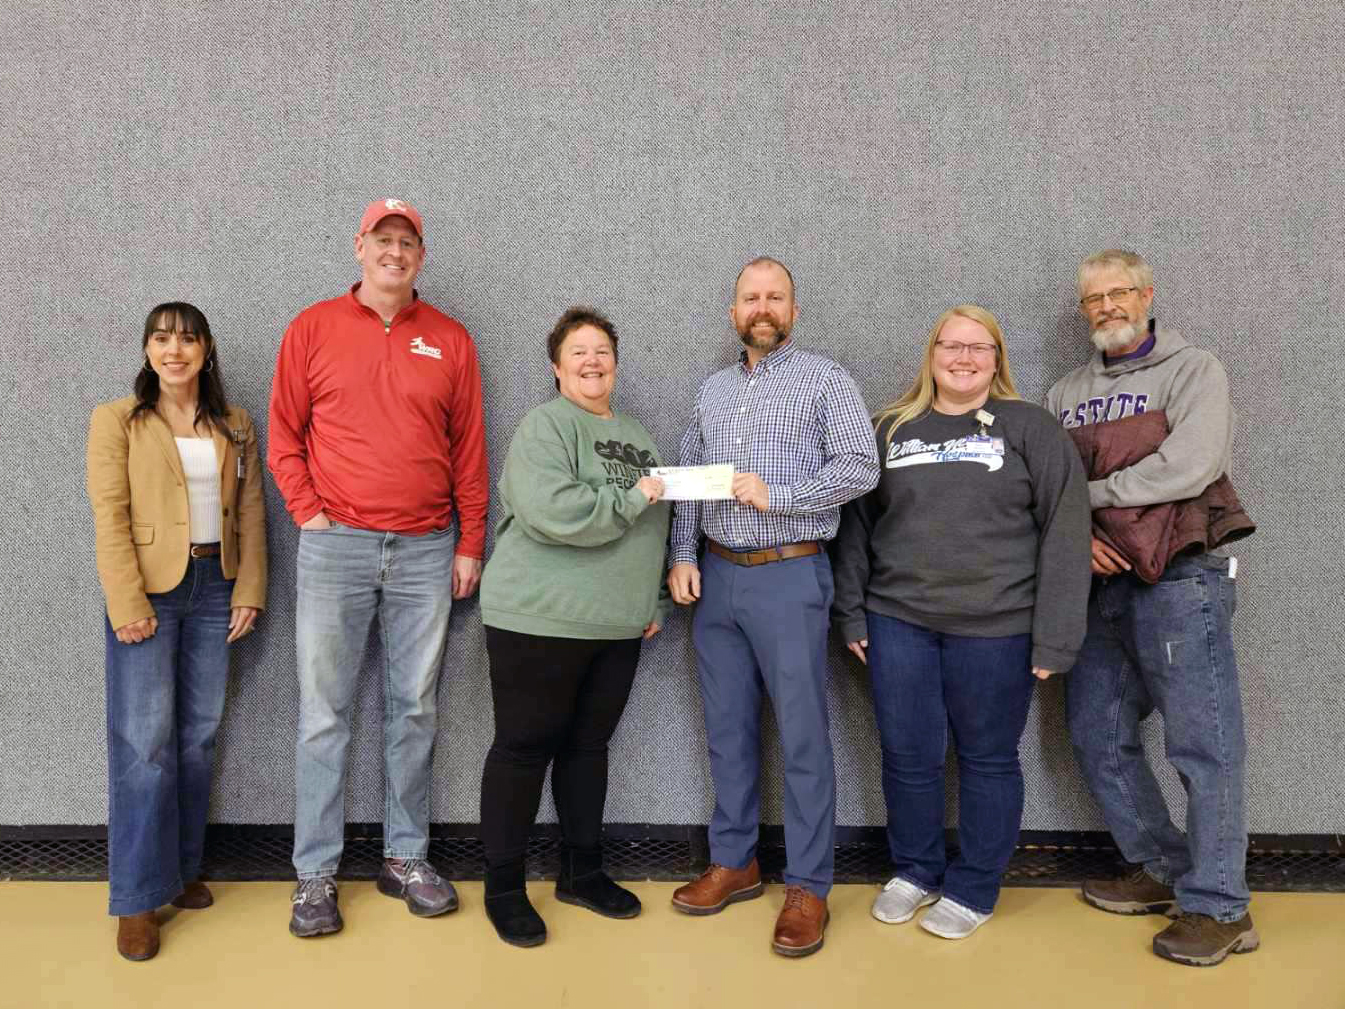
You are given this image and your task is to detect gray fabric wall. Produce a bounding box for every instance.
[2,3,1341,833]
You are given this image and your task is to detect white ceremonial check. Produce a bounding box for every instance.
[648,464,735,500]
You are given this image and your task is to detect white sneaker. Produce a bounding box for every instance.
[919,896,992,939]
[871,876,940,924]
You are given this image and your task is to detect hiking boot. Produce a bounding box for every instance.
[1082,865,1176,915]
[1153,912,1259,967]
[289,877,342,937]
[871,876,939,924]
[377,858,458,917]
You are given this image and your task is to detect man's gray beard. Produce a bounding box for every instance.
[1090,320,1143,353]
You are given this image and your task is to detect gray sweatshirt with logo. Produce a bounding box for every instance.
[830,398,1092,673]
[1044,326,1234,509]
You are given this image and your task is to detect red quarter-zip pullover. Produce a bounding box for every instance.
[268,285,489,557]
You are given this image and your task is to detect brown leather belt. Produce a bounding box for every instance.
[707,540,821,567]
[189,543,221,558]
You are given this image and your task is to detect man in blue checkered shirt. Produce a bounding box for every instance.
[667,257,880,957]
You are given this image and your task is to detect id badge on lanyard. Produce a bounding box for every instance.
[231,429,246,479]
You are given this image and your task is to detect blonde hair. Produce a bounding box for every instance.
[872,304,1021,442]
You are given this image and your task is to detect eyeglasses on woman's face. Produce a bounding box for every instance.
[933,340,996,359]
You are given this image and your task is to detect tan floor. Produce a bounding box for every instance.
[3,881,1342,1009]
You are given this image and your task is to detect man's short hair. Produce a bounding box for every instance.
[735,256,796,299]
[1079,249,1154,294]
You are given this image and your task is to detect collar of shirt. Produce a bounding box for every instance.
[346,283,422,326]
[737,338,798,376]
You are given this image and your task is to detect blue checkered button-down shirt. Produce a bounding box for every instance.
[670,340,880,566]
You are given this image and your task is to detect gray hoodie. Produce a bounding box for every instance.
[1045,326,1234,510]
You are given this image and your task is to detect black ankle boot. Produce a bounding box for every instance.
[484,860,546,947]
[555,844,641,919]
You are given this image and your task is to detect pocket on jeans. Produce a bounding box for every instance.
[1190,554,1231,576]
[1146,573,1217,651]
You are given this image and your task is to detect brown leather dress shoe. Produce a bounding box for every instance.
[117,912,160,961]
[171,881,214,910]
[772,886,828,957]
[671,860,763,915]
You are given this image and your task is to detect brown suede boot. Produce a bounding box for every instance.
[117,912,160,961]
[171,881,214,910]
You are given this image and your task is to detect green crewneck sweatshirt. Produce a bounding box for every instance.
[480,396,672,639]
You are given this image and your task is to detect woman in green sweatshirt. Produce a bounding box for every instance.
[477,306,671,947]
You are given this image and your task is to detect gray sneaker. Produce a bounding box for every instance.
[290,877,342,937]
[871,876,940,924]
[919,897,992,939]
[377,858,459,917]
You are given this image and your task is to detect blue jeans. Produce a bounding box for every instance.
[105,556,233,916]
[1066,553,1249,922]
[292,523,455,878]
[692,550,836,898]
[866,611,1035,915]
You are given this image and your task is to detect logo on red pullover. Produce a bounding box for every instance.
[409,337,442,360]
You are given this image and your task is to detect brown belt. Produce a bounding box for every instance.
[189,543,221,558]
[707,540,821,567]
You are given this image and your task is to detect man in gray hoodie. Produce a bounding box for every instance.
[1045,250,1257,968]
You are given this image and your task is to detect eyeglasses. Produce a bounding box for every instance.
[934,340,997,358]
[1080,286,1139,309]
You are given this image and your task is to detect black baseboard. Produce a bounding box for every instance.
[2,824,1342,891]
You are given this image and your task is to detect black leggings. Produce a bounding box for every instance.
[479,626,642,866]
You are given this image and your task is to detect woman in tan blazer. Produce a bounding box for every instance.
[86,302,267,961]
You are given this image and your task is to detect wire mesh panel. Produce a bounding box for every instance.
[3,827,1341,892]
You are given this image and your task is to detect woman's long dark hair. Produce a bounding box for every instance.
[129,302,229,433]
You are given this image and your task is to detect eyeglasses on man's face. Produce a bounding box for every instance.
[1080,286,1139,310]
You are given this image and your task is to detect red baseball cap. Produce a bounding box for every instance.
[358,198,424,238]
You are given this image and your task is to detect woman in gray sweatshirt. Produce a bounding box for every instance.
[831,305,1091,939]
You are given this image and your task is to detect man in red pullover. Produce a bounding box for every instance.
[268,198,488,938]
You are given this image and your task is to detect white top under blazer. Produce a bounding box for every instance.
[175,437,222,544]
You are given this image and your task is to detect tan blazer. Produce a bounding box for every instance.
[87,395,268,630]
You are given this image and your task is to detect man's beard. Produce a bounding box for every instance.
[737,314,792,352]
[1090,319,1143,353]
